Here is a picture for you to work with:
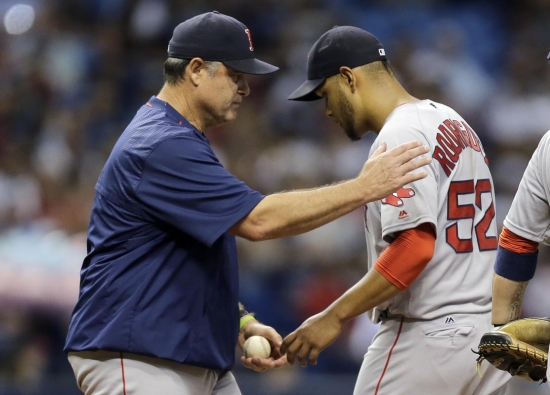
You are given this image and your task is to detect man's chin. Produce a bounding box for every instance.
[212,112,238,127]
[225,111,239,123]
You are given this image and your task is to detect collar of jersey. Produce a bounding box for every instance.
[147,96,198,132]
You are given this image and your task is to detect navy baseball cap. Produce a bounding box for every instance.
[167,11,278,75]
[288,26,387,101]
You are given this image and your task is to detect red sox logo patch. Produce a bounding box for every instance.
[381,187,416,207]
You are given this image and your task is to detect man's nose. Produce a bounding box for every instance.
[238,76,250,97]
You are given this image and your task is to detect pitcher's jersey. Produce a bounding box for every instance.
[365,100,498,323]
[504,130,550,245]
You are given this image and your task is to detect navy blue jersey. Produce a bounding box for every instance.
[64,96,264,370]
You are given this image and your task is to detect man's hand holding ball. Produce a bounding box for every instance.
[238,316,287,372]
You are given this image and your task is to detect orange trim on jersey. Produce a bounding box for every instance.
[375,317,404,395]
[374,223,435,290]
[499,226,538,254]
[120,352,127,395]
[146,102,152,107]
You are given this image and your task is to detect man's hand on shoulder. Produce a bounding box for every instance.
[358,141,431,203]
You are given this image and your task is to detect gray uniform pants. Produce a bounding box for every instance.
[68,350,241,395]
[353,312,511,395]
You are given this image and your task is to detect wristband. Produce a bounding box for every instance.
[240,315,256,330]
[494,245,538,282]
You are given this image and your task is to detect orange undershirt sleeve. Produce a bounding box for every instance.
[374,223,436,291]
[498,226,538,253]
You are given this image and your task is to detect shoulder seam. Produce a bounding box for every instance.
[134,133,210,195]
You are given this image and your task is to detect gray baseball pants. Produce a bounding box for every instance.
[68,350,241,395]
[353,311,511,395]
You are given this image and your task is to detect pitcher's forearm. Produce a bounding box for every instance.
[327,268,401,325]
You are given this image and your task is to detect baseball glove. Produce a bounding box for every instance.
[473,317,550,383]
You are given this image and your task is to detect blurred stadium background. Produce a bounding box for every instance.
[1,0,550,394]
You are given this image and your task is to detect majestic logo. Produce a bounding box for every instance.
[381,187,415,207]
[398,210,409,220]
[444,316,455,324]
[244,29,254,51]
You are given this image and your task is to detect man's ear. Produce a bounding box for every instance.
[339,66,356,92]
[186,58,206,86]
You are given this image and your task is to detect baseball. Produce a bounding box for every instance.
[243,335,271,359]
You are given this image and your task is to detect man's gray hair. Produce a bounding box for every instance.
[163,58,222,85]
[204,61,222,77]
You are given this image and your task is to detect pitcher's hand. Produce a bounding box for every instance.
[280,310,343,367]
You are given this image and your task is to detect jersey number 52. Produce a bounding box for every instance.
[446,179,497,253]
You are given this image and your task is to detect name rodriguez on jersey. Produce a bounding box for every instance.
[432,119,489,176]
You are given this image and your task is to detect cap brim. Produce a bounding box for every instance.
[223,58,278,75]
[287,77,326,101]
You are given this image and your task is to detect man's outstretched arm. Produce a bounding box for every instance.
[231,141,431,241]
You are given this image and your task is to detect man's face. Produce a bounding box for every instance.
[198,63,250,127]
[315,77,361,141]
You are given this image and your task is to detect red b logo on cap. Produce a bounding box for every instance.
[245,29,254,51]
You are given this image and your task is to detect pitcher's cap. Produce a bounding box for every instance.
[288,26,386,101]
[168,11,278,75]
